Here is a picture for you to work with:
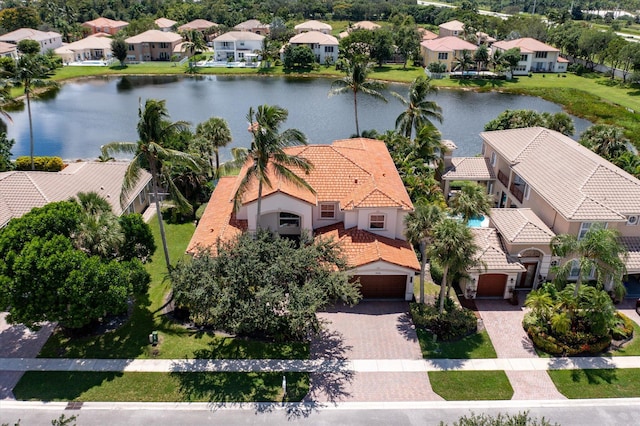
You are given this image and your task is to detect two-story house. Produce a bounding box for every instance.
[286,31,339,64]
[448,127,640,298]
[212,31,264,62]
[492,38,568,75]
[82,17,129,36]
[187,138,420,300]
[233,19,270,36]
[420,36,478,71]
[0,28,63,53]
[54,34,113,63]
[155,18,177,32]
[438,20,465,38]
[125,30,183,62]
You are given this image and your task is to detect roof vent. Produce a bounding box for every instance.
[354,178,358,184]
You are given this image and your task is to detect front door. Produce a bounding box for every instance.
[519,262,538,288]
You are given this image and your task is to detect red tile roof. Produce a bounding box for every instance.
[315,222,420,270]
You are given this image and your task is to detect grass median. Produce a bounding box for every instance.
[549,368,640,398]
[428,371,513,400]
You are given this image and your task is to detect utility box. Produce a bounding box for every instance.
[149,331,159,346]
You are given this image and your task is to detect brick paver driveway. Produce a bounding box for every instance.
[474,299,565,400]
[307,301,442,403]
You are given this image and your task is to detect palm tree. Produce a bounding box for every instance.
[550,225,627,297]
[101,99,200,270]
[453,50,474,77]
[404,202,445,304]
[72,191,124,258]
[0,81,12,129]
[579,124,633,160]
[414,124,447,171]
[473,45,489,72]
[391,76,443,139]
[194,117,232,176]
[329,59,387,137]
[428,218,479,314]
[448,182,492,223]
[235,104,315,221]
[181,29,208,58]
[10,54,57,170]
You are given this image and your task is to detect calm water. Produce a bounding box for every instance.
[6,75,591,161]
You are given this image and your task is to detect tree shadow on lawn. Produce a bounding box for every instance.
[13,371,123,401]
[191,336,309,360]
[570,368,618,385]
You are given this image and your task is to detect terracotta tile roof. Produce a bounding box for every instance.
[489,208,555,245]
[238,138,413,211]
[482,127,640,221]
[315,222,419,270]
[82,17,129,29]
[290,31,338,45]
[295,20,332,31]
[439,20,465,31]
[126,30,182,44]
[421,36,477,52]
[186,176,246,255]
[418,28,438,41]
[471,228,526,272]
[442,157,495,181]
[492,37,559,54]
[155,18,177,29]
[0,162,151,227]
[0,41,16,54]
[621,236,640,273]
[213,31,265,42]
[178,19,218,31]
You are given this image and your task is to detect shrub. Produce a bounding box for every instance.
[611,312,634,341]
[410,301,477,341]
[15,156,64,171]
[526,325,612,356]
[429,260,443,285]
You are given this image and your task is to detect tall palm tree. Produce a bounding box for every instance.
[404,202,445,304]
[10,54,57,170]
[453,50,474,77]
[181,29,208,58]
[391,76,443,139]
[428,218,479,314]
[194,116,232,176]
[101,99,200,270]
[329,59,387,137]
[448,182,492,223]
[550,225,627,297]
[579,124,633,160]
[473,45,489,72]
[414,124,447,171]
[235,104,315,221]
[0,81,12,129]
[72,191,124,259]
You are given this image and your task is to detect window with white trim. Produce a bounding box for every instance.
[369,214,385,230]
[524,184,531,200]
[319,203,336,219]
[490,151,497,167]
[569,259,581,278]
[438,52,448,60]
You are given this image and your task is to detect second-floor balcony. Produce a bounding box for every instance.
[497,169,509,187]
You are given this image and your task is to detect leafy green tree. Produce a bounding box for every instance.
[171,230,360,340]
[72,192,124,259]
[338,28,374,62]
[541,112,576,137]
[448,182,492,223]
[404,202,445,304]
[393,19,420,69]
[500,47,522,76]
[429,218,479,314]
[329,59,387,137]
[282,44,315,69]
[370,28,394,66]
[17,39,40,55]
[0,6,41,32]
[579,124,633,160]
[0,132,14,172]
[118,213,156,262]
[484,110,575,136]
[111,38,128,66]
[101,99,200,271]
[453,50,474,76]
[256,37,280,68]
[194,116,232,176]
[235,104,314,220]
[473,44,489,71]
[612,151,640,178]
[181,29,208,57]
[392,76,442,139]
[551,225,627,298]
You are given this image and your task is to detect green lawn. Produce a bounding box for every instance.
[549,368,640,399]
[428,371,513,400]
[13,371,308,402]
[37,215,308,360]
[417,329,497,359]
[609,322,640,356]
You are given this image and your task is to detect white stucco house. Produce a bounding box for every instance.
[0,28,63,53]
[286,31,339,64]
[187,138,420,300]
[492,38,568,75]
[212,31,264,62]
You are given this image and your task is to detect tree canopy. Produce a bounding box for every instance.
[484,109,575,136]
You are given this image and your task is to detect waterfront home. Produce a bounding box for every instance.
[125,30,183,62]
[0,162,151,228]
[212,31,264,63]
[177,19,218,37]
[81,17,129,36]
[155,18,177,32]
[0,28,62,53]
[295,20,332,34]
[286,31,339,64]
[234,19,270,36]
[187,138,420,300]
[492,38,567,74]
[55,35,113,63]
[0,41,17,59]
[420,36,477,71]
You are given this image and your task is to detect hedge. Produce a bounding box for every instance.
[15,156,64,172]
[410,301,477,341]
[526,325,612,356]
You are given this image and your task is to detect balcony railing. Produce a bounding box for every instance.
[497,169,509,187]
[510,182,524,203]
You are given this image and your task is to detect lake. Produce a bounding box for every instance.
[6,75,592,161]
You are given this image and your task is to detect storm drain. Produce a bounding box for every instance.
[65,401,83,410]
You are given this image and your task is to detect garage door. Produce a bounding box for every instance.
[477,274,507,297]
[353,275,407,299]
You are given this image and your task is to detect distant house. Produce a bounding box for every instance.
[125,30,183,62]
[82,17,129,36]
[234,19,270,35]
[0,162,152,228]
[0,28,63,53]
[187,138,419,300]
[418,28,438,41]
[339,20,382,39]
[295,20,332,35]
[155,18,177,32]
[0,41,18,59]
[420,36,477,71]
[212,31,264,62]
[54,35,113,63]
[492,38,567,74]
[177,19,218,34]
[286,31,338,64]
[438,20,465,38]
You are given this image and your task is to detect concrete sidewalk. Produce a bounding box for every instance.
[2,356,640,373]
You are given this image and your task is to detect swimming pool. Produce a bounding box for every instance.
[467,215,489,228]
